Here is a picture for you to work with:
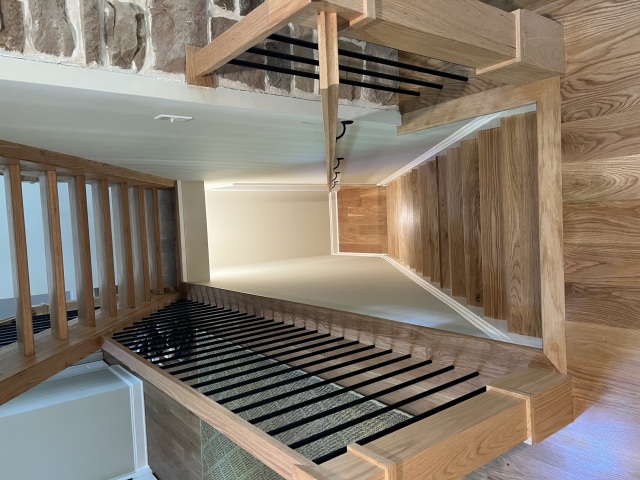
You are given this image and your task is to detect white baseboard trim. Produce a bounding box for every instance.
[382,256,514,343]
[110,466,156,480]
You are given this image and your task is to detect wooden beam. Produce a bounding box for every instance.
[39,171,68,338]
[0,139,174,188]
[475,9,565,84]
[321,391,528,480]
[68,175,96,327]
[0,292,180,406]
[147,188,164,295]
[92,179,117,317]
[344,0,376,31]
[478,128,507,321]
[112,183,136,309]
[4,164,34,356]
[318,10,340,189]
[185,45,217,88]
[536,79,567,373]
[194,0,315,76]
[489,368,573,444]
[102,337,318,479]
[314,0,516,69]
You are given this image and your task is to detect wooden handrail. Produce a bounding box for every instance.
[0,139,174,188]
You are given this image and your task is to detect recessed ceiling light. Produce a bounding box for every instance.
[154,114,193,123]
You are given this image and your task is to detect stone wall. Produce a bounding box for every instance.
[0,0,398,108]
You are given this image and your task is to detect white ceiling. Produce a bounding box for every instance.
[0,60,470,187]
[0,58,480,187]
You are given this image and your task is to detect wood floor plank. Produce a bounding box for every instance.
[461,139,483,307]
[478,127,507,320]
[410,169,423,275]
[426,160,441,284]
[502,112,542,337]
[437,155,450,289]
[447,147,466,297]
[418,164,431,279]
[563,155,640,202]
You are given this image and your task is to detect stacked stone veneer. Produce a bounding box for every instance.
[0,0,398,107]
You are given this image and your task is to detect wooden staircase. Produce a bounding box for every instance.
[386,111,543,338]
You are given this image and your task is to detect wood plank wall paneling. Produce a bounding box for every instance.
[92,180,118,317]
[447,147,466,297]
[502,112,542,337]
[142,381,203,480]
[461,139,483,307]
[4,164,34,355]
[337,186,388,254]
[418,164,431,278]
[68,175,96,327]
[39,171,68,338]
[425,160,441,283]
[112,183,136,309]
[478,128,507,320]
[410,168,423,275]
[437,155,450,289]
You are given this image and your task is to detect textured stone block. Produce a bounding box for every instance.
[0,0,25,53]
[338,39,364,101]
[362,43,399,106]
[239,0,263,16]
[82,0,101,64]
[291,24,315,94]
[151,0,207,74]
[28,0,75,56]
[214,0,235,11]
[266,25,291,92]
[105,0,146,70]
[211,16,265,90]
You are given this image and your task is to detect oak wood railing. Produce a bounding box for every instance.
[0,140,181,404]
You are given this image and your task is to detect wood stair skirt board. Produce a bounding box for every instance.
[383,111,543,339]
[107,287,573,480]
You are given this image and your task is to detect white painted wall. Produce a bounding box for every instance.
[179,181,211,283]
[206,191,331,270]
[0,362,150,480]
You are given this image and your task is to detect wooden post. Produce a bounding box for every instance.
[132,186,151,302]
[4,164,34,355]
[317,10,340,189]
[39,170,68,338]
[146,188,164,295]
[92,180,117,317]
[112,182,135,309]
[68,175,96,327]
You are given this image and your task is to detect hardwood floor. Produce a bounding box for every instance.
[464,0,640,477]
[337,186,388,254]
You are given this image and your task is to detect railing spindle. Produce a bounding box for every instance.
[112,182,135,309]
[92,179,117,317]
[39,170,68,338]
[4,164,34,355]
